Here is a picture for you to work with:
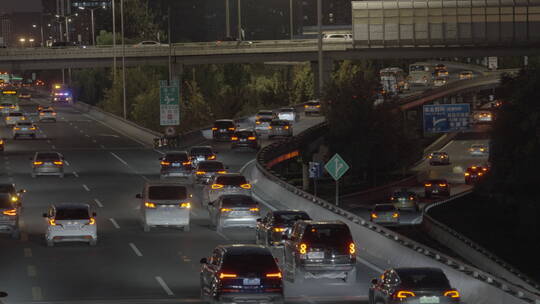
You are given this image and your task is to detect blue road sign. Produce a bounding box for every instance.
[309,162,323,179]
[423,104,471,133]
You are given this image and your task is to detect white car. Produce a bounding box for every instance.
[202,173,252,207]
[473,111,493,123]
[43,203,97,247]
[5,112,26,126]
[0,102,18,115]
[433,77,447,87]
[469,144,489,156]
[137,181,191,232]
[254,118,272,134]
[255,110,276,121]
[277,107,299,122]
[13,122,37,139]
[39,109,57,122]
[133,41,168,47]
[323,33,352,41]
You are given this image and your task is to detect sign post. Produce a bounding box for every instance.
[309,161,322,196]
[324,154,350,206]
[423,104,471,133]
[159,80,180,127]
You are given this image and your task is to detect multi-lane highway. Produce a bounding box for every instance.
[0,96,381,304]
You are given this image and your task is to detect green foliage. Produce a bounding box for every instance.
[71,68,109,105]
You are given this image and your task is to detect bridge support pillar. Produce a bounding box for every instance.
[311,59,333,98]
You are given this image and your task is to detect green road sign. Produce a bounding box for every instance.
[324,153,350,181]
[159,80,180,126]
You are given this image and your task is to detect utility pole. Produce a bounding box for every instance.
[112,0,117,82]
[317,0,323,96]
[120,0,127,120]
[237,0,241,40]
[225,0,230,37]
[168,3,172,84]
[289,0,294,40]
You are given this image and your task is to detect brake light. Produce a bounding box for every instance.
[219,273,237,279]
[249,207,259,212]
[53,161,63,165]
[284,126,289,129]
[228,127,235,131]
[349,242,356,254]
[88,218,96,225]
[21,117,26,120]
[392,212,399,218]
[316,105,321,108]
[10,196,18,202]
[439,183,447,187]
[39,112,44,116]
[211,184,224,189]
[256,121,261,124]
[6,117,10,120]
[2,209,17,216]
[211,127,217,131]
[10,106,15,109]
[427,155,432,159]
[30,127,37,130]
[248,136,256,140]
[160,161,170,166]
[144,202,156,208]
[182,161,191,166]
[409,196,415,200]
[33,161,43,165]
[395,290,416,299]
[266,272,282,278]
[180,202,191,208]
[371,213,378,218]
[268,126,273,129]
[217,170,227,174]
[49,219,57,226]
[0,140,3,144]
[274,227,286,232]
[304,105,308,108]
[424,183,432,187]
[221,208,232,212]
[444,290,460,298]
[231,136,238,141]
[464,172,470,176]
[299,243,307,254]
[240,184,251,189]
[208,155,216,160]
[478,172,483,176]
[196,171,206,175]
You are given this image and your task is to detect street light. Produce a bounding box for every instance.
[19,38,26,48]
[78,6,105,46]
[55,13,78,42]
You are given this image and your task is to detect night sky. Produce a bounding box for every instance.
[0,0,42,13]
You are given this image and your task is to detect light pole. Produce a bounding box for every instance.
[120,0,127,120]
[32,24,44,47]
[289,0,293,40]
[317,0,323,96]
[55,13,78,42]
[113,0,117,82]
[19,38,26,48]
[29,38,35,47]
[225,0,230,38]
[78,6,104,46]
[237,0,241,40]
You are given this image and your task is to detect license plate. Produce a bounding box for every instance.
[432,189,439,193]
[240,139,246,142]
[197,157,205,161]
[420,296,440,304]
[308,252,324,259]
[220,129,226,133]
[243,278,260,285]
[172,163,181,167]
[22,128,28,130]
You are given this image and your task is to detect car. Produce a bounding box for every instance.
[18,92,32,99]
[435,69,449,78]
[208,194,260,231]
[133,40,168,47]
[0,183,26,207]
[212,119,237,141]
[435,63,447,71]
[255,110,276,121]
[0,195,21,239]
[0,102,17,115]
[254,117,272,134]
[323,33,353,41]
[136,181,191,232]
[255,210,311,246]
[428,151,450,165]
[390,189,419,211]
[464,165,488,185]
[200,245,284,304]
[39,109,57,122]
[304,100,321,116]
[43,203,97,247]
[459,70,474,80]
[370,204,400,225]
[283,220,357,283]
[231,129,260,150]
[268,120,293,138]
[37,105,53,112]
[188,146,217,167]
[469,143,489,157]
[5,112,27,126]
[159,151,193,179]
[369,267,461,304]
[194,160,227,184]
[31,152,65,178]
[277,107,299,122]
[424,179,450,198]
[433,77,447,87]
[0,138,4,151]
[13,122,37,139]
[203,173,252,206]
[473,111,493,123]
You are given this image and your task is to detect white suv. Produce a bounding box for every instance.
[43,203,97,247]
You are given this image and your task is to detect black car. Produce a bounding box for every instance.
[464,165,488,185]
[256,210,311,246]
[0,183,26,207]
[212,119,237,141]
[0,195,21,239]
[231,129,260,150]
[200,245,284,304]
[194,160,227,184]
[369,267,461,304]
[424,179,450,198]
[159,151,192,179]
[283,220,356,283]
[189,146,217,165]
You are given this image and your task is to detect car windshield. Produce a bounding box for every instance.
[236,131,255,138]
[1,103,13,106]
[37,153,60,161]
[307,101,319,106]
[214,121,234,128]
[190,147,212,155]
[257,111,273,116]
[221,196,257,208]
[257,118,272,123]
[270,120,289,126]
[9,113,22,116]
[215,175,247,186]
[55,207,89,220]
[280,108,293,113]
[398,270,451,289]
[274,212,310,224]
[410,65,427,72]
[222,253,279,274]
[164,153,188,162]
[148,186,187,200]
[0,196,13,209]
[374,205,395,212]
[302,224,352,246]
[198,162,224,171]
[17,123,32,127]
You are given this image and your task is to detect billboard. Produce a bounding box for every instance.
[423,104,471,133]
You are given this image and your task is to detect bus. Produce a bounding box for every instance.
[407,62,434,87]
[379,67,409,95]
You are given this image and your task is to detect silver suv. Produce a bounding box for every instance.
[159,151,193,179]
[283,220,357,284]
[31,152,65,178]
[0,195,21,239]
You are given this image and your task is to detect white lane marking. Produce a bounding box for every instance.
[355,255,384,273]
[21,232,28,241]
[140,175,150,181]
[100,144,106,149]
[46,140,51,144]
[94,198,104,208]
[51,145,57,149]
[129,243,143,257]
[251,191,277,211]
[73,171,79,178]
[92,139,97,143]
[110,152,129,166]
[109,218,120,229]
[239,158,256,173]
[24,248,32,258]
[27,265,37,277]
[216,230,230,241]
[85,134,90,137]
[155,276,174,296]
[64,160,70,166]
[32,287,43,301]
[153,148,165,155]
[82,184,90,191]
[8,177,14,182]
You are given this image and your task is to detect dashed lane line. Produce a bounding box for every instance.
[21,232,28,241]
[82,184,90,192]
[51,145,57,149]
[110,152,129,166]
[73,171,79,178]
[27,265,37,277]
[64,160,70,166]
[94,198,103,208]
[32,287,43,301]
[100,144,106,149]
[129,243,143,257]
[109,218,120,229]
[24,248,32,258]
[155,276,174,296]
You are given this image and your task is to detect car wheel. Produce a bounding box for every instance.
[89,239,97,246]
[143,223,150,232]
[183,225,190,232]
[11,229,20,240]
[345,267,357,284]
[46,239,54,247]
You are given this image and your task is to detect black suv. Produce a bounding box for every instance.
[283,220,356,283]
[231,129,260,150]
[424,179,450,198]
[0,195,21,239]
[212,119,237,141]
[189,146,217,166]
[256,210,311,246]
[464,165,488,185]
[200,245,284,304]
[159,151,192,179]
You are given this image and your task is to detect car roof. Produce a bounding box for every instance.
[374,203,396,209]
[53,203,90,210]
[215,119,234,123]
[15,122,32,125]
[236,129,256,134]
[431,151,447,154]
[36,151,60,156]
[257,110,273,113]
[217,173,244,177]
[197,160,223,166]
[190,145,212,150]
[165,151,188,155]
[394,267,446,277]
[145,180,189,187]
[219,194,254,201]
[220,244,271,255]
[272,210,308,215]
[426,179,448,183]
[280,107,294,111]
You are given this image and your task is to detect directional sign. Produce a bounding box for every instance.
[423,104,471,133]
[324,153,350,181]
[309,162,323,179]
[160,80,180,126]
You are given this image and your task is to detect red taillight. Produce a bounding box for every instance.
[88,218,96,225]
[219,273,237,279]
[196,171,206,175]
[217,170,227,174]
[249,207,259,212]
[33,161,43,165]
[248,136,256,140]
[349,242,356,254]
[228,127,235,131]
[394,290,416,299]
[266,272,282,279]
[444,290,460,298]
[53,161,63,166]
[392,212,399,218]
[49,219,57,226]
[160,161,170,166]
[211,127,218,131]
[240,184,251,189]
[231,136,238,141]
[439,183,447,187]
[182,161,191,166]
[220,208,233,212]
[409,196,415,200]
[211,184,224,189]
[208,155,216,160]
[371,213,378,218]
[424,183,432,187]
[2,209,17,216]
[299,243,307,254]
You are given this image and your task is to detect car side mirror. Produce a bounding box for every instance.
[371,278,379,285]
[42,213,48,218]
[135,194,142,199]
[200,258,207,264]
[0,291,7,298]
[92,212,97,217]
